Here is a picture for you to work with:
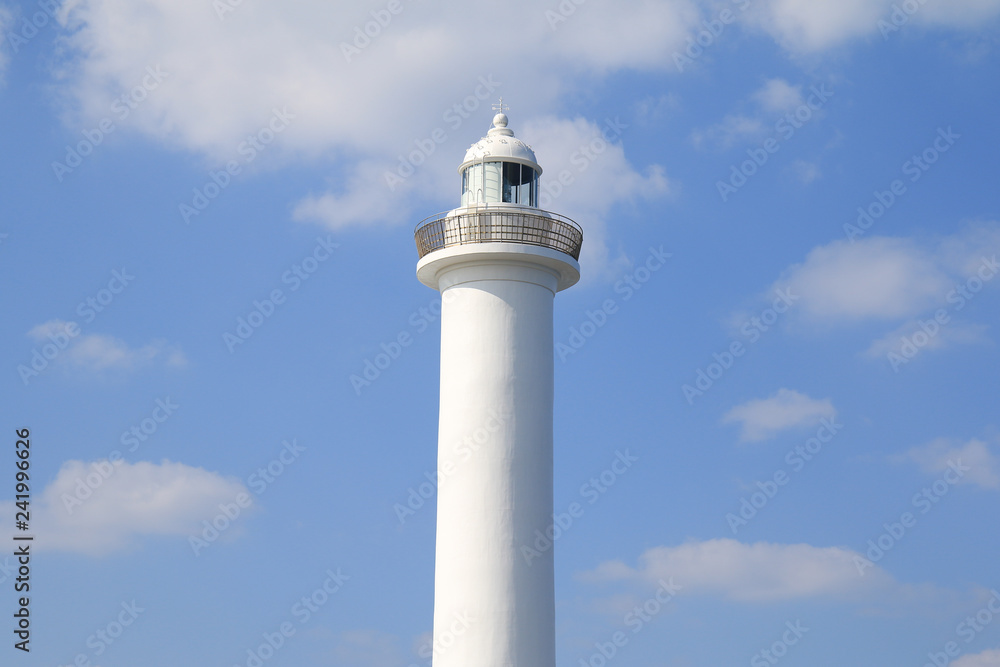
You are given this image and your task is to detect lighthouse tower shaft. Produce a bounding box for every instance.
[415,111,581,667]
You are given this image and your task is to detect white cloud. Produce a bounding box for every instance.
[864,318,987,359]
[47,0,1000,163]
[41,1,1000,284]
[903,438,1000,490]
[691,114,765,150]
[953,649,1000,667]
[757,226,1000,330]
[634,93,679,125]
[741,0,1000,54]
[27,319,186,373]
[37,1,680,278]
[51,0,700,162]
[0,4,13,82]
[545,0,701,72]
[44,1,1000,162]
[691,78,810,150]
[791,159,821,183]
[28,319,75,340]
[723,388,836,442]
[523,115,672,279]
[753,78,804,113]
[295,114,671,279]
[934,223,1000,277]
[741,0,888,53]
[67,334,183,370]
[917,0,1000,29]
[293,160,414,230]
[0,459,250,555]
[581,539,895,602]
[773,236,950,322]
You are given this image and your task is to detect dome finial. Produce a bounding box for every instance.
[492,97,510,129]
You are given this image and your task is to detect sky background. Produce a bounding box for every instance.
[1,1,1000,666]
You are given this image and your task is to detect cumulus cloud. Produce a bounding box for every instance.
[40,1,1000,286]
[580,539,895,602]
[791,159,821,183]
[292,159,415,230]
[773,237,950,321]
[295,114,671,278]
[753,78,805,112]
[30,2,834,285]
[51,0,700,162]
[864,319,987,359]
[26,319,186,374]
[0,4,13,82]
[758,225,1000,328]
[740,0,1000,53]
[723,388,836,442]
[917,0,1000,29]
[545,0,701,72]
[691,113,765,150]
[953,649,1000,667]
[902,438,1000,490]
[0,459,250,555]
[691,78,816,150]
[522,115,672,279]
[48,0,1000,161]
[741,0,888,53]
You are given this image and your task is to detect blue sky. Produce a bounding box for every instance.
[1,0,1000,665]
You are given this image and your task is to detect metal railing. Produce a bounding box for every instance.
[414,206,583,260]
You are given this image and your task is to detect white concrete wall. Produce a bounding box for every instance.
[417,245,579,667]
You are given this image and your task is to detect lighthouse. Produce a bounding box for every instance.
[414,105,582,667]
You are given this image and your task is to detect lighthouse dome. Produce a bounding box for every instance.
[460,113,541,173]
[458,111,541,208]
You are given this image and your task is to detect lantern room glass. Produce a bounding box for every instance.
[461,162,537,207]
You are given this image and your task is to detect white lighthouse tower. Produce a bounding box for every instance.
[414,105,582,667]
